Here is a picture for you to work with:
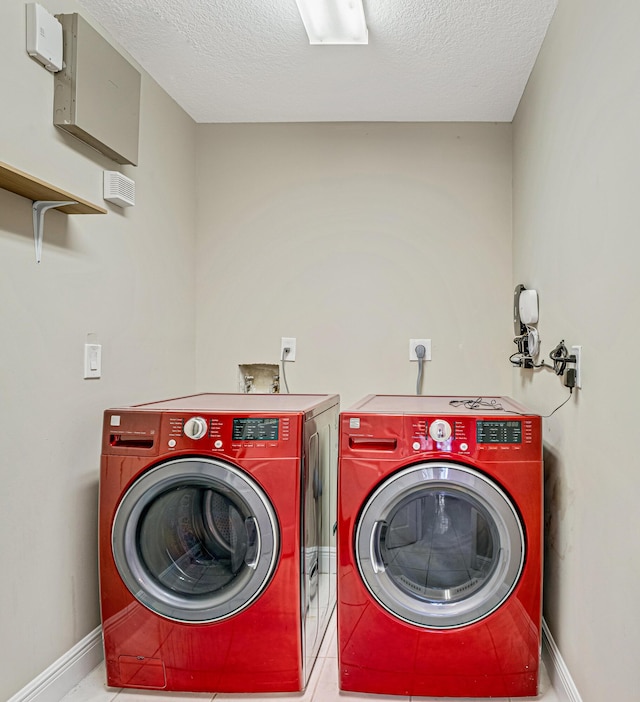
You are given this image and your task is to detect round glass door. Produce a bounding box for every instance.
[355,462,524,629]
[112,457,279,623]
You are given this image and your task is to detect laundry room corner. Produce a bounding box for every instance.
[512,0,640,699]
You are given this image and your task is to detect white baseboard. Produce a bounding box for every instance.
[7,616,579,702]
[320,546,337,574]
[7,627,104,702]
[542,618,583,702]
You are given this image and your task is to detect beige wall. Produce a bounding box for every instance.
[513,0,640,699]
[1,5,554,699]
[0,1,197,698]
[195,123,513,408]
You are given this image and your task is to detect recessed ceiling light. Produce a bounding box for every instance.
[295,0,368,45]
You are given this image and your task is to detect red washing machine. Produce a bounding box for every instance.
[338,395,542,698]
[99,393,338,693]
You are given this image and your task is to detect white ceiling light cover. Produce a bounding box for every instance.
[295,0,368,44]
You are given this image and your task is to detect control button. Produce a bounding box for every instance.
[412,441,421,451]
[429,419,452,442]
[214,440,223,449]
[183,416,208,440]
[168,439,177,448]
[460,443,468,451]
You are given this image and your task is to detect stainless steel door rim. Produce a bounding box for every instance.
[112,457,279,623]
[355,462,524,629]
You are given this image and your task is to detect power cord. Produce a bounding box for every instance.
[449,389,573,418]
[510,339,577,376]
[280,346,291,393]
[548,340,576,376]
[510,353,551,370]
[415,344,426,395]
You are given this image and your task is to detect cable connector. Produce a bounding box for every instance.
[549,340,569,375]
[415,344,426,360]
[564,368,577,389]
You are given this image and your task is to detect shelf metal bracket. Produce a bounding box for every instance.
[33,200,77,263]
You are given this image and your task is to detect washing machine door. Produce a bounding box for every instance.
[355,462,524,629]
[112,457,279,623]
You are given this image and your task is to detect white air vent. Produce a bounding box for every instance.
[103,171,135,207]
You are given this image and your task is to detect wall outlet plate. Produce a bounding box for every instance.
[281,337,296,362]
[570,345,582,389]
[409,339,432,361]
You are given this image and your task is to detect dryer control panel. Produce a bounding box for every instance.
[340,413,541,462]
[103,411,301,459]
[406,415,538,459]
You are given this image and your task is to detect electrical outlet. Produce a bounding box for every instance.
[409,339,432,361]
[281,337,296,362]
[570,345,582,389]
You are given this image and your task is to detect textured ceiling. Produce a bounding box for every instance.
[77,0,557,123]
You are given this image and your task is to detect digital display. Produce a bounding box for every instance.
[476,420,522,444]
[232,417,279,441]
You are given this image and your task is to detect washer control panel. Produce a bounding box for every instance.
[163,413,295,457]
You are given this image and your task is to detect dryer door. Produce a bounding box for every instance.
[112,457,279,623]
[355,462,524,629]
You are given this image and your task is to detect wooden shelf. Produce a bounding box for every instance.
[0,160,107,215]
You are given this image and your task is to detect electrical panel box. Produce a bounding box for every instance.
[53,13,141,166]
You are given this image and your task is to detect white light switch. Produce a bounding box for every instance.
[84,343,102,379]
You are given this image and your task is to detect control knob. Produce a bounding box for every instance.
[428,419,452,442]
[183,416,208,440]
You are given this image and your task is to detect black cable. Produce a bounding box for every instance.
[511,338,575,373]
[449,388,573,418]
[449,397,506,411]
[510,351,554,370]
[543,388,573,417]
[548,340,571,376]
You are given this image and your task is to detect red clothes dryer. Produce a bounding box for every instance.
[99,393,338,693]
[338,395,543,698]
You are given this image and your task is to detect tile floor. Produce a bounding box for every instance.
[60,613,559,702]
